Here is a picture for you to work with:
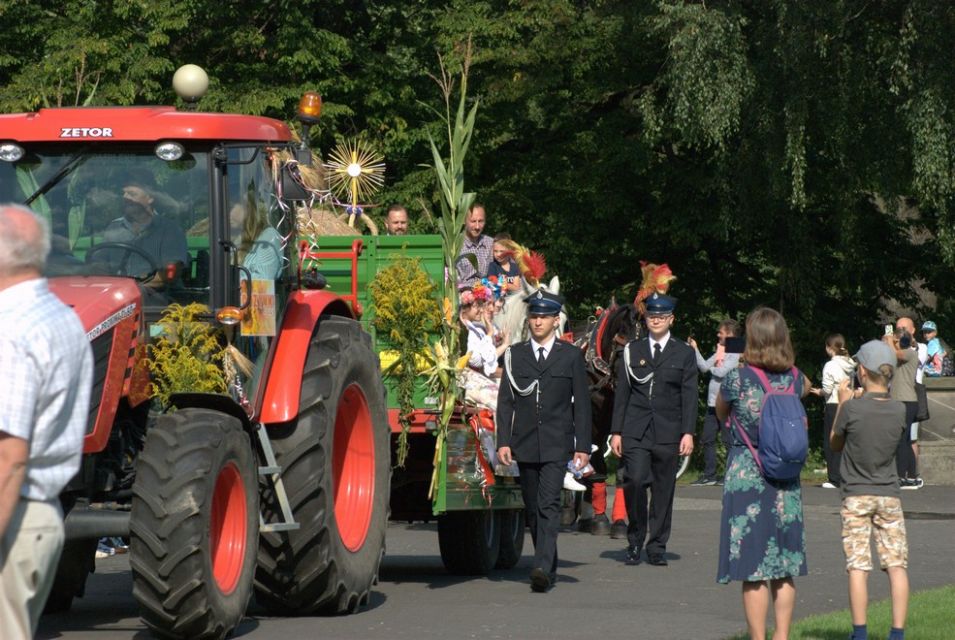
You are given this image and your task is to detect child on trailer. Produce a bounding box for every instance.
[486,234,524,300]
[830,340,910,640]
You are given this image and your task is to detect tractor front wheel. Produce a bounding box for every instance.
[130,409,258,640]
[255,316,390,615]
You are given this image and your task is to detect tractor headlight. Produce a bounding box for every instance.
[0,142,25,162]
[155,141,185,162]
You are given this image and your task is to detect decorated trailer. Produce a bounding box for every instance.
[307,234,526,575]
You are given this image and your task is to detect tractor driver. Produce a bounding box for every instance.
[100,178,189,288]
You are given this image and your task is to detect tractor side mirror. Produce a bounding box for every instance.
[280,164,310,202]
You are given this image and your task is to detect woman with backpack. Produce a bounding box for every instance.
[715,307,812,640]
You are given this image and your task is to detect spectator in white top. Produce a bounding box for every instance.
[0,204,93,638]
[688,318,741,485]
[814,333,857,489]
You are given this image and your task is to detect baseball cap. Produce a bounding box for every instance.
[922,320,937,332]
[854,340,896,373]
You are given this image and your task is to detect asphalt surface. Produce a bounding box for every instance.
[38,485,955,640]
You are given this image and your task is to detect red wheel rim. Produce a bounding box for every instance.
[210,462,247,594]
[333,383,375,552]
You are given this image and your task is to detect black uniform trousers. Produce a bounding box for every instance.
[621,432,680,556]
[517,460,564,580]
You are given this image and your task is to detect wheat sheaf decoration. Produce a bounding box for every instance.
[324,138,386,229]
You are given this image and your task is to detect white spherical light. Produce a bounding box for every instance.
[172,64,209,102]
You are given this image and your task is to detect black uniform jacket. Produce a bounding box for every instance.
[496,339,592,463]
[610,336,698,444]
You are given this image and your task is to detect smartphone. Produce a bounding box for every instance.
[884,324,894,336]
[724,336,746,354]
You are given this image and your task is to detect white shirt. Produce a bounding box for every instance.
[649,332,671,356]
[465,320,499,377]
[530,334,557,361]
[0,279,92,501]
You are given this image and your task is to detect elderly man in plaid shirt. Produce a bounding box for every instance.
[0,204,92,639]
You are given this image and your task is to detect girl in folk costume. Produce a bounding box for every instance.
[458,283,510,411]
[598,262,677,537]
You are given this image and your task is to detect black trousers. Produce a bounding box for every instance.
[621,437,680,555]
[823,403,843,485]
[517,460,564,579]
[701,408,727,480]
[896,401,918,479]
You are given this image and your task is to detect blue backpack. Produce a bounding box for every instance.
[733,366,808,481]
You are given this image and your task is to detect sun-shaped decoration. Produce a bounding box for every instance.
[324,138,386,228]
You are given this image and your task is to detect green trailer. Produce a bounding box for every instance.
[309,233,526,575]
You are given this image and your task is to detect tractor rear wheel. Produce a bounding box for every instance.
[494,509,525,569]
[255,316,390,615]
[130,409,258,640]
[438,510,501,575]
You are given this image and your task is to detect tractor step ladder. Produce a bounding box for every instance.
[255,423,301,533]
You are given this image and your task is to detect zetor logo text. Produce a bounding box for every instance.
[59,127,113,138]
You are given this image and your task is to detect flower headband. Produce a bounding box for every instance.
[459,282,493,306]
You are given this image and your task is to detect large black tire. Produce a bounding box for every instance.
[494,509,526,570]
[438,510,501,575]
[255,316,390,614]
[130,409,259,640]
[43,538,97,614]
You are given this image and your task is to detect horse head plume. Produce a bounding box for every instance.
[633,262,676,317]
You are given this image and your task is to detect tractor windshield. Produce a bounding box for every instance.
[0,144,212,303]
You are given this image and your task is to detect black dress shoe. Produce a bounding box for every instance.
[625,546,642,565]
[647,553,668,566]
[530,568,551,592]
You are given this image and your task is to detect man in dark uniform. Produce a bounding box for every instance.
[610,292,697,566]
[497,289,591,592]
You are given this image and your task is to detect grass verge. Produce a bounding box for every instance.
[724,585,955,640]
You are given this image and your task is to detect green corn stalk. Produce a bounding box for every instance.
[424,42,479,501]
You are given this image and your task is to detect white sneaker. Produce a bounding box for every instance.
[563,472,587,492]
[821,482,838,489]
[95,541,116,559]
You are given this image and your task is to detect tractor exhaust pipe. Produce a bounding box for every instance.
[64,507,131,540]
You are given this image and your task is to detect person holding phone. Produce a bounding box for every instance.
[687,318,741,486]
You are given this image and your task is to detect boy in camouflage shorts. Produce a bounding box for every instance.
[831,340,909,640]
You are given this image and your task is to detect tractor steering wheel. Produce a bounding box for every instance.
[85,242,161,282]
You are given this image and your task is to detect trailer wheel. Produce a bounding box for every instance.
[130,409,258,640]
[494,509,525,569]
[438,510,501,575]
[255,316,390,615]
[43,538,97,614]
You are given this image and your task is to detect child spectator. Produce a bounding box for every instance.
[921,321,946,377]
[831,340,910,640]
[487,235,523,296]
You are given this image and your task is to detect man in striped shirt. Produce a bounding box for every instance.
[0,204,93,638]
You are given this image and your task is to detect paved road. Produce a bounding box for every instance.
[38,486,955,640]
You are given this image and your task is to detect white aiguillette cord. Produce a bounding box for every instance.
[504,347,541,404]
[623,343,654,393]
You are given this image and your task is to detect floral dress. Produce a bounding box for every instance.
[717,366,807,584]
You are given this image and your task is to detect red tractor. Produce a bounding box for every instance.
[0,78,390,638]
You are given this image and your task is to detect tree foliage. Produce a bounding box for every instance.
[3,0,955,374]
